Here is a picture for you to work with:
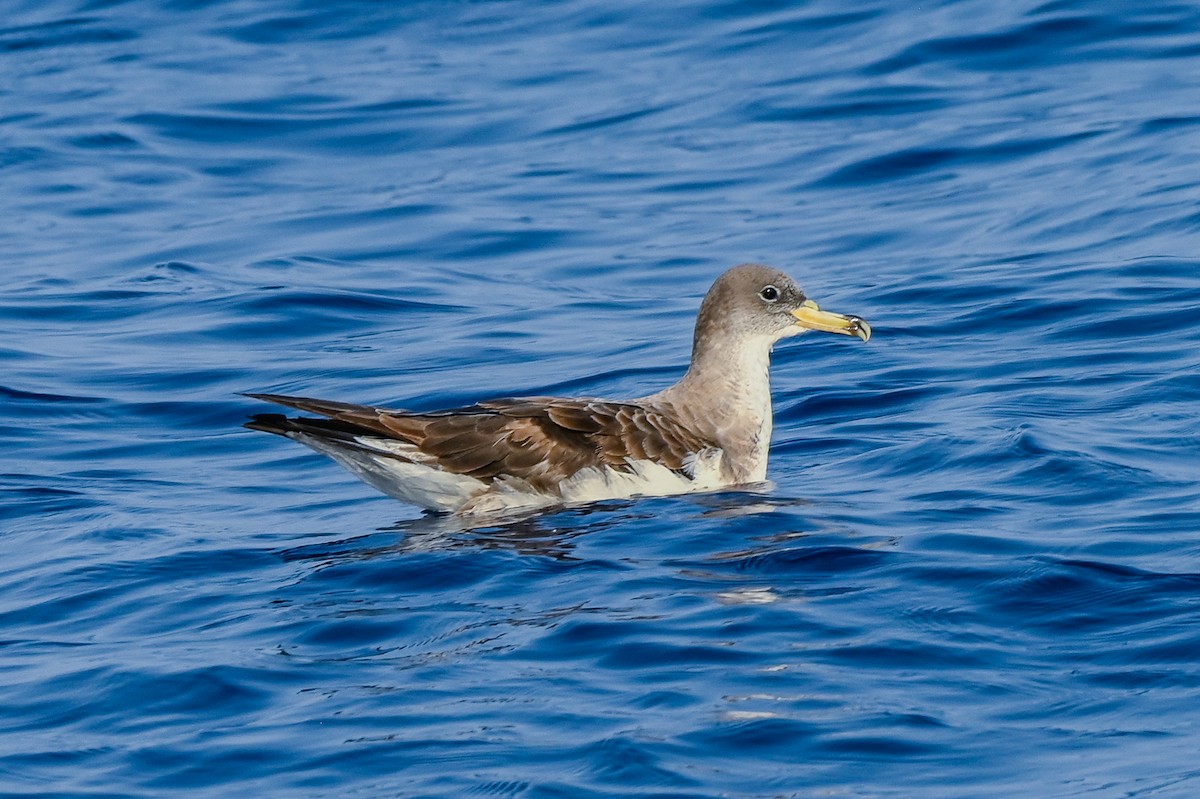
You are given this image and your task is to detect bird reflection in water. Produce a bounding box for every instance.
[277,487,810,567]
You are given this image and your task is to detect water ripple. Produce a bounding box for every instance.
[4,0,1200,797]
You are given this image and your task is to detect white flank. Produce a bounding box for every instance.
[559,448,727,505]
[291,432,730,517]
[293,434,484,512]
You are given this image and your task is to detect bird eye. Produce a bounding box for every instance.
[759,285,779,302]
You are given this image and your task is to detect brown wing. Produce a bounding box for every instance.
[245,392,714,491]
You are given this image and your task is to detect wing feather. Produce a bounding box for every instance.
[247,393,716,492]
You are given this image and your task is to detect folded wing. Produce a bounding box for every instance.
[245,393,714,493]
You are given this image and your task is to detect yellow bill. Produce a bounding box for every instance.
[791,299,872,342]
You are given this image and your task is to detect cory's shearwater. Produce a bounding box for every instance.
[246,263,871,515]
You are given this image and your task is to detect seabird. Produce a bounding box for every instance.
[246,263,871,516]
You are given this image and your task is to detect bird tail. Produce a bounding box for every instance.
[242,392,394,418]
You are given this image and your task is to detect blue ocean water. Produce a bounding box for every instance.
[3,0,1200,796]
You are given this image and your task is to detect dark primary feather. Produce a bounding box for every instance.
[244,392,714,492]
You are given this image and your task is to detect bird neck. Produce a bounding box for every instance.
[649,334,776,483]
